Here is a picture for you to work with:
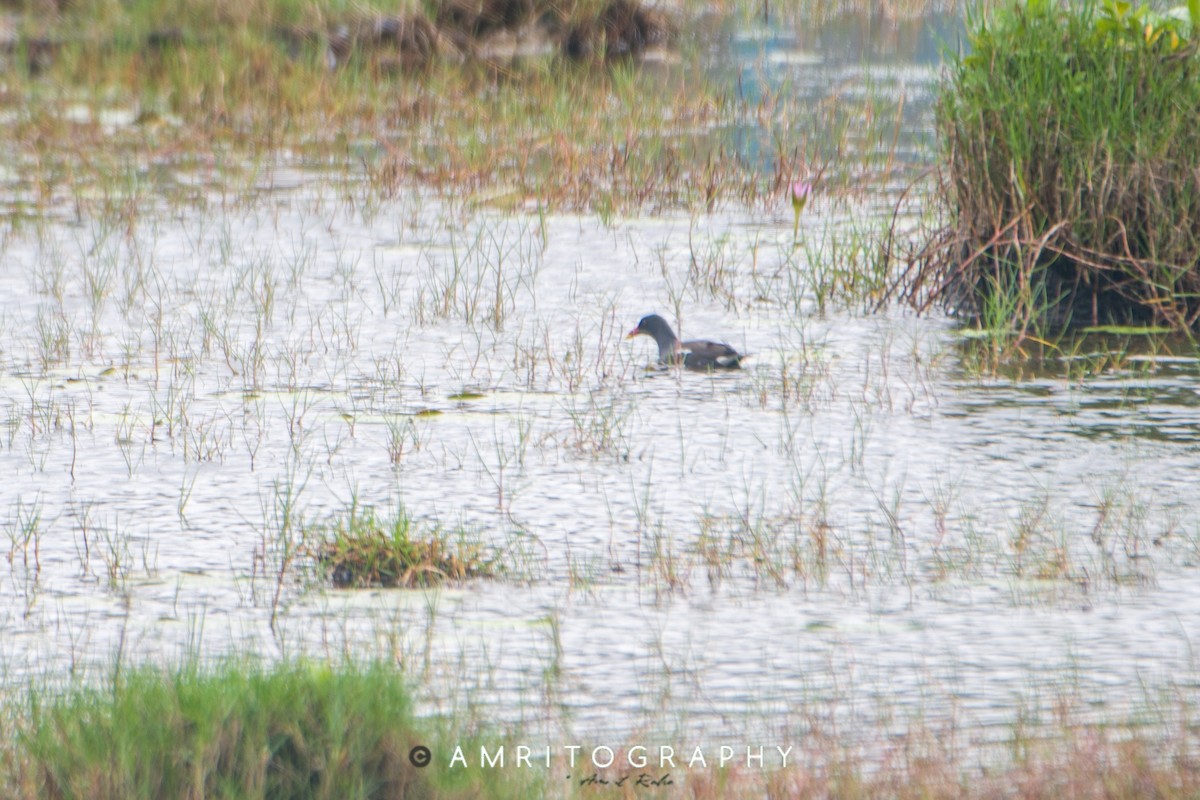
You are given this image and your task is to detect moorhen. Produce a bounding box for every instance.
[627,314,745,371]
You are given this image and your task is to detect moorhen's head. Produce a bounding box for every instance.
[628,314,687,365]
[626,314,679,350]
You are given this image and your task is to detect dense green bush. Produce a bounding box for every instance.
[902,0,1200,335]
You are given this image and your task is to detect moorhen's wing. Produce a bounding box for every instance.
[681,339,743,369]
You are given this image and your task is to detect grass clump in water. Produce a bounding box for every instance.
[15,660,459,800]
[306,502,495,588]
[898,0,1200,337]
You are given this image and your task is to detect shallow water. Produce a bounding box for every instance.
[2,9,1199,764]
[2,174,1198,748]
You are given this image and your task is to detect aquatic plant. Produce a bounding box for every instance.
[13,660,534,800]
[305,501,495,588]
[11,657,1200,799]
[895,0,1200,338]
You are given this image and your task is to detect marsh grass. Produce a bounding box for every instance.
[6,656,1200,800]
[9,659,538,800]
[0,0,912,222]
[896,0,1200,339]
[4,654,1200,799]
[633,472,1172,600]
[305,501,496,588]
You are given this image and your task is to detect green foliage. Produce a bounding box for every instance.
[1094,0,1192,51]
[907,0,1200,336]
[19,661,430,800]
[306,502,495,588]
[15,660,537,799]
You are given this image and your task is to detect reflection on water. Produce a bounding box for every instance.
[946,335,1200,444]
[700,8,962,174]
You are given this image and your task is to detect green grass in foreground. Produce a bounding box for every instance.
[899,0,1200,338]
[5,659,1200,799]
[10,660,533,800]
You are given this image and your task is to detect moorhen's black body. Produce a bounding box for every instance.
[627,314,745,371]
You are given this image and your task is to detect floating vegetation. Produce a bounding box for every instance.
[305,503,495,588]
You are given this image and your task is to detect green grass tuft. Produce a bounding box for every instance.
[18,660,432,800]
[305,502,495,588]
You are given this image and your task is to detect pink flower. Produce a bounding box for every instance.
[790,181,812,213]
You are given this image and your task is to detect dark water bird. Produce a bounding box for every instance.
[627,314,746,370]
